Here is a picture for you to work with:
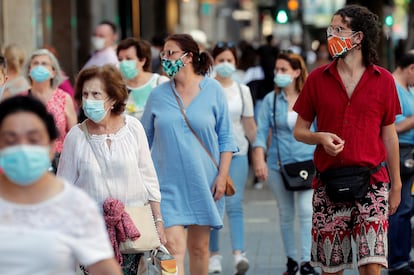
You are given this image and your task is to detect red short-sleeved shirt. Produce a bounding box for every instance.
[294,60,401,185]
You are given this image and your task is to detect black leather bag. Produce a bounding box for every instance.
[280,160,315,191]
[320,165,381,203]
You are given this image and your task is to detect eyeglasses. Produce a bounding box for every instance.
[159,50,185,59]
[216,41,236,49]
[326,26,355,36]
[279,49,294,54]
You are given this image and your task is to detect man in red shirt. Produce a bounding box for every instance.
[293,5,402,275]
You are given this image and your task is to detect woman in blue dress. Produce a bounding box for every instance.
[141,33,237,275]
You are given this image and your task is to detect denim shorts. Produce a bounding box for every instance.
[311,182,389,273]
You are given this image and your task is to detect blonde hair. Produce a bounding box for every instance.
[4,44,25,74]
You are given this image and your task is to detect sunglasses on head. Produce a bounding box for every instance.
[280,49,294,54]
[216,41,236,49]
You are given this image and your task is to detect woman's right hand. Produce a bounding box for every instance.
[252,147,268,181]
[254,160,268,182]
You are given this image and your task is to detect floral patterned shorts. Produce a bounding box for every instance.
[311,182,389,273]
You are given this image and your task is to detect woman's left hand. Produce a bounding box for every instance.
[211,175,226,201]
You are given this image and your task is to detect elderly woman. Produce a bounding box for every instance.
[57,64,165,274]
[23,48,77,171]
[0,95,121,275]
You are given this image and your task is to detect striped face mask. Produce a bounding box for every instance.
[327,33,358,59]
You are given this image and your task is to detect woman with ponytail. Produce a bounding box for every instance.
[141,33,237,275]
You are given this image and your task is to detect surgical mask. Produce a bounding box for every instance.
[30,65,51,83]
[214,62,236,78]
[274,73,293,87]
[161,53,187,78]
[92,36,105,51]
[327,34,357,59]
[0,145,51,185]
[0,85,4,99]
[120,60,138,80]
[82,99,109,123]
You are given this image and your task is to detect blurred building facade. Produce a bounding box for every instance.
[0,0,353,81]
[0,0,260,81]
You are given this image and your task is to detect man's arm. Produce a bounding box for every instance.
[293,115,344,157]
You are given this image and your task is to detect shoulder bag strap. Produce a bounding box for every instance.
[273,92,283,166]
[170,81,220,170]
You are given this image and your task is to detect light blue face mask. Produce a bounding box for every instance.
[30,65,51,83]
[214,62,236,78]
[274,73,293,88]
[0,85,4,99]
[82,99,109,123]
[0,145,51,185]
[161,53,187,78]
[120,60,138,80]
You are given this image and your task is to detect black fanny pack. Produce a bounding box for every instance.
[318,164,383,203]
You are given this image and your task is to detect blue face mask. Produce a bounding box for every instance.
[274,73,293,88]
[161,53,187,78]
[82,99,109,123]
[120,60,138,80]
[0,145,51,185]
[0,85,4,99]
[30,65,51,83]
[215,62,236,78]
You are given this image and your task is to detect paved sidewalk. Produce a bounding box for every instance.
[184,169,390,275]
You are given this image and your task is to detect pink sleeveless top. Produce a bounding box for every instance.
[46,88,67,152]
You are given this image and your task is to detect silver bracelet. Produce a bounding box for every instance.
[154,217,164,223]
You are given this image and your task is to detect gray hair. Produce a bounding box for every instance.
[23,48,64,89]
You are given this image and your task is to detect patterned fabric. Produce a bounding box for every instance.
[46,88,67,152]
[311,182,389,273]
[103,198,140,264]
[81,254,142,275]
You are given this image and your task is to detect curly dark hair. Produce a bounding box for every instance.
[334,4,380,66]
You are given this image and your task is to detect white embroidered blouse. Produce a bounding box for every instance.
[57,115,161,210]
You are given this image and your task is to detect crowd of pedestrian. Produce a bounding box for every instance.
[0,4,413,275]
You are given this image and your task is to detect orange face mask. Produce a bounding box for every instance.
[327,34,356,58]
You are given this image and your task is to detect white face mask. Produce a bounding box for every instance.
[91,36,105,51]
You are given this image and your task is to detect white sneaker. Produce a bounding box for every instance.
[253,182,263,189]
[234,253,249,275]
[208,254,222,274]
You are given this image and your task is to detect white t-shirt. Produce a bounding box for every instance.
[223,82,254,155]
[0,181,113,275]
[57,115,161,209]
